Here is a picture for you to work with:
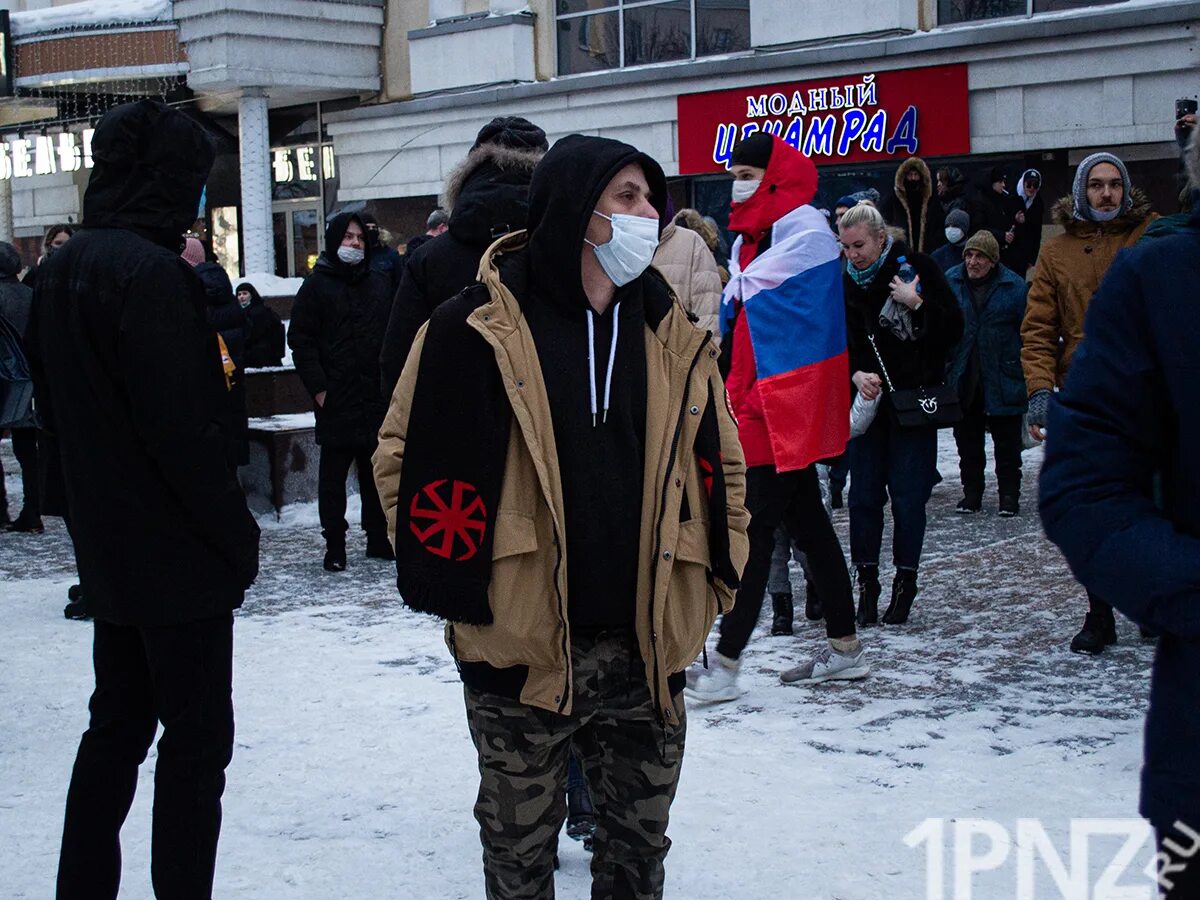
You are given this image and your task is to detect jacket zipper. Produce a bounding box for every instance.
[647,333,711,722]
[552,524,569,714]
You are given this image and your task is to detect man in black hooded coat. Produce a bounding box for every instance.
[236,281,285,367]
[288,211,393,569]
[379,116,547,397]
[32,99,260,899]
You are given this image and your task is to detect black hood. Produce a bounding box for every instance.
[316,212,366,277]
[235,281,264,305]
[0,241,21,279]
[444,143,542,247]
[82,100,215,246]
[526,134,667,313]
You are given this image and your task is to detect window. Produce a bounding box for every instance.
[556,0,750,76]
[938,0,1124,23]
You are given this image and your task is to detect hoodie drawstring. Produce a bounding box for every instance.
[586,302,621,427]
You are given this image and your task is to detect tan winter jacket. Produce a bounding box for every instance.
[1020,192,1155,395]
[652,223,724,344]
[374,233,750,720]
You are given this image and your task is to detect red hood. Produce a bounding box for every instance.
[728,135,818,242]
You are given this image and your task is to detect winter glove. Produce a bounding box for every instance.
[1027,389,1052,428]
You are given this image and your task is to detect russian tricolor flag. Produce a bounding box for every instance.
[721,205,850,473]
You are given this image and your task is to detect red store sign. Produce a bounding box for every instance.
[677,64,970,175]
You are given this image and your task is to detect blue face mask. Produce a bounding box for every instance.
[1088,206,1122,222]
[585,211,659,287]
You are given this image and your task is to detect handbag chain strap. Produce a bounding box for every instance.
[867,332,897,393]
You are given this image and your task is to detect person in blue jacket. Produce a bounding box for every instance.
[1040,136,1200,898]
[944,231,1028,516]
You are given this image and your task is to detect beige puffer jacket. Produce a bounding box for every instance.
[652,223,723,345]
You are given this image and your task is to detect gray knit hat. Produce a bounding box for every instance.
[945,208,970,232]
[1072,152,1132,221]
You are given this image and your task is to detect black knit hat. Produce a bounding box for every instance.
[471,116,549,152]
[730,132,773,169]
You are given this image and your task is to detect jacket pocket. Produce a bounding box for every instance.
[999,359,1027,408]
[662,518,718,675]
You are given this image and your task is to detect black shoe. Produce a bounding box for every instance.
[323,534,347,572]
[566,784,595,844]
[803,580,823,622]
[998,495,1020,518]
[1070,610,1117,654]
[830,489,843,510]
[770,592,794,635]
[365,533,395,561]
[882,571,918,625]
[63,598,90,620]
[956,494,982,515]
[67,584,82,602]
[6,512,44,533]
[855,566,880,627]
[1139,625,1159,641]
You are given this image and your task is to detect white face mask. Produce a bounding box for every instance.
[1088,206,1122,222]
[731,179,761,204]
[585,211,659,287]
[337,245,365,265]
[945,227,965,245]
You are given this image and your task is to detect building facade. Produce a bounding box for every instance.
[329,0,1197,244]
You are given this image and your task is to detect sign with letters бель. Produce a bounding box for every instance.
[677,64,970,175]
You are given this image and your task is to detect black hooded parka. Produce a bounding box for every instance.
[237,281,285,368]
[288,212,393,447]
[30,99,260,625]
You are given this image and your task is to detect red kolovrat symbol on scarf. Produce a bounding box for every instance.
[409,479,488,561]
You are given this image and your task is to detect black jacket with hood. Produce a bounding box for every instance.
[288,212,393,447]
[0,241,32,339]
[238,281,285,368]
[379,142,542,397]
[30,99,260,626]
[194,260,249,467]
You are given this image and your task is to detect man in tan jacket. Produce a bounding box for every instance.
[374,134,748,900]
[1021,150,1155,655]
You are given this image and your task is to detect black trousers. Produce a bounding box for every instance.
[317,443,386,539]
[717,465,855,659]
[11,427,40,519]
[951,388,1023,500]
[58,615,235,900]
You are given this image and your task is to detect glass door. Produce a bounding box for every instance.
[271,199,323,278]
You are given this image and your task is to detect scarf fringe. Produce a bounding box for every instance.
[397,566,495,626]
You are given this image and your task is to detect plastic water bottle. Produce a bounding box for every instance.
[896,256,917,284]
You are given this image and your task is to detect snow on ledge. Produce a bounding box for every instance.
[241,272,305,299]
[12,0,172,37]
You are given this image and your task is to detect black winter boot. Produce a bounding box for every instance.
[323,531,347,572]
[366,532,395,561]
[1070,607,1117,654]
[855,566,880,627]
[771,593,794,636]
[883,570,919,625]
[63,584,90,620]
[566,783,596,850]
[803,579,823,621]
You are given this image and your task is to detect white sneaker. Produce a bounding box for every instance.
[684,652,742,703]
[780,644,870,684]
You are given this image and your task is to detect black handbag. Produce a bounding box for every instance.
[868,333,962,429]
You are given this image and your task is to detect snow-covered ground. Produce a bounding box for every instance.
[1,436,1161,899]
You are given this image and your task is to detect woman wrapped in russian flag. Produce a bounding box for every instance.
[685,133,868,702]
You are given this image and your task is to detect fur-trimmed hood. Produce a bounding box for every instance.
[893,156,933,206]
[672,208,720,253]
[1051,188,1154,237]
[438,142,543,248]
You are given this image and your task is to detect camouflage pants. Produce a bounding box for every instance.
[464,628,687,900]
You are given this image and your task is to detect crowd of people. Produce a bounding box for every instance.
[1,97,1196,899]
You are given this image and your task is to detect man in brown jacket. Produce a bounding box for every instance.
[1021,150,1155,655]
[374,134,748,900]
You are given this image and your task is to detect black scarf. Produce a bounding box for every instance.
[393,286,512,625]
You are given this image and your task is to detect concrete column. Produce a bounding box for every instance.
[0,176,13,244]
[238,89,274,276]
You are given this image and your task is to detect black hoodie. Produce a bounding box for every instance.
[510,134,668,629]
[288,212,393,447]
[237,281,286,368]
[31,100,259,625]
